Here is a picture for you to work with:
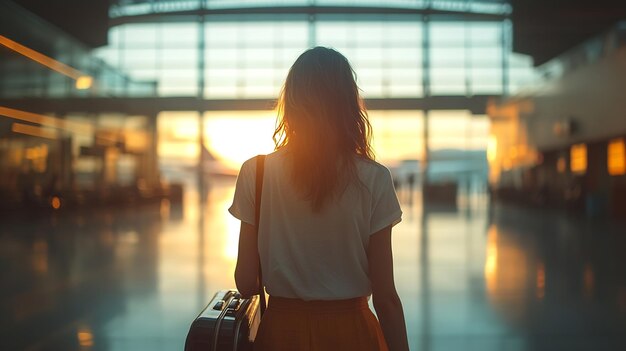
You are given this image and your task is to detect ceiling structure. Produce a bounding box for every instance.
[8,0,626,65]
[511,0,626,65]
[11,0,109,48]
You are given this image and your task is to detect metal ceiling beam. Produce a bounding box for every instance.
[110,6,508,26]
[1,95,493,115]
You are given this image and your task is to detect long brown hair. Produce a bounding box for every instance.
[273,47,374,212]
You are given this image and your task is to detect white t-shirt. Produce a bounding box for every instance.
[228,149,402,301]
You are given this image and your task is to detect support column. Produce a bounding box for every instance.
[422,110,430,185]
[464,18,472,96]
[421,15,431,187]
[197,14,206,201]
[420,209,431,351]
[147,112,159,187]
[501,19,511,96]
[196,8,207,310]
[420,12,432,351]
[308,13,316,48]
[309,0,317,33]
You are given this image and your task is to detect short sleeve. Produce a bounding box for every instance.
[228,158,256,225]
[370,167,402,234]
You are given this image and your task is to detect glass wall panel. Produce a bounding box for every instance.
[467,22,502,45]
[161,23,198,44]
[156,109,494,172]
[431,22,466,47]
[201,21,307,98]
[369,110,425,163]
[156,110,430,169]
[429,111,489,151]
[122,23,159,45]
[92,11,533,100]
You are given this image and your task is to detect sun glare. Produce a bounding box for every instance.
[158,111,276,169]
[204,111,276,168]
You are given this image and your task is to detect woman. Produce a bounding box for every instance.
[229,47,409,351]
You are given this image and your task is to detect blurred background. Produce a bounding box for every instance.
[1,0,625,350]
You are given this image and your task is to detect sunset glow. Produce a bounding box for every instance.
[204,112,276,168]
[158,110,488,170]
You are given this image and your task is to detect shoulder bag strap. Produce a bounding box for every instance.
[255,155,267,315]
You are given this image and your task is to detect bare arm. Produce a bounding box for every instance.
[234,221,260,298]
[368,225,409,351]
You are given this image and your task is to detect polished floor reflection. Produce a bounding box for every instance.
[1,177,626,351]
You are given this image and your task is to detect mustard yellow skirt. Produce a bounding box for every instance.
[253,296,389,351]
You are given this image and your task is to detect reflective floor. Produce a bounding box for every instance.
[2,177,626,351]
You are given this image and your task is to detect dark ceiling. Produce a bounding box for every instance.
[512,0,626,65]
[11,0,110,48]
[9,0,626,64]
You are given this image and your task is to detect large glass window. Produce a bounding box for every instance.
[204,21,308,98]
[90,7,532,167]
[96,15,531,99]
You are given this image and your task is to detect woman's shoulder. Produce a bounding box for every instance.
[266,148,287,159]
[354,158,395,190]
[240,149,287,173]
[355,157,392,177]
[239,156,259,172]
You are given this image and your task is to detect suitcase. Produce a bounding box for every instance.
[185,289,261,351]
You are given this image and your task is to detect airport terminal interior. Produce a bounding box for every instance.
[1,0,626,350]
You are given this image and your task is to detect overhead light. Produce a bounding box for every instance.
[0,34,93,89]
[11,122,58,140]
[0,106,93,135]
[76,75,93,90]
